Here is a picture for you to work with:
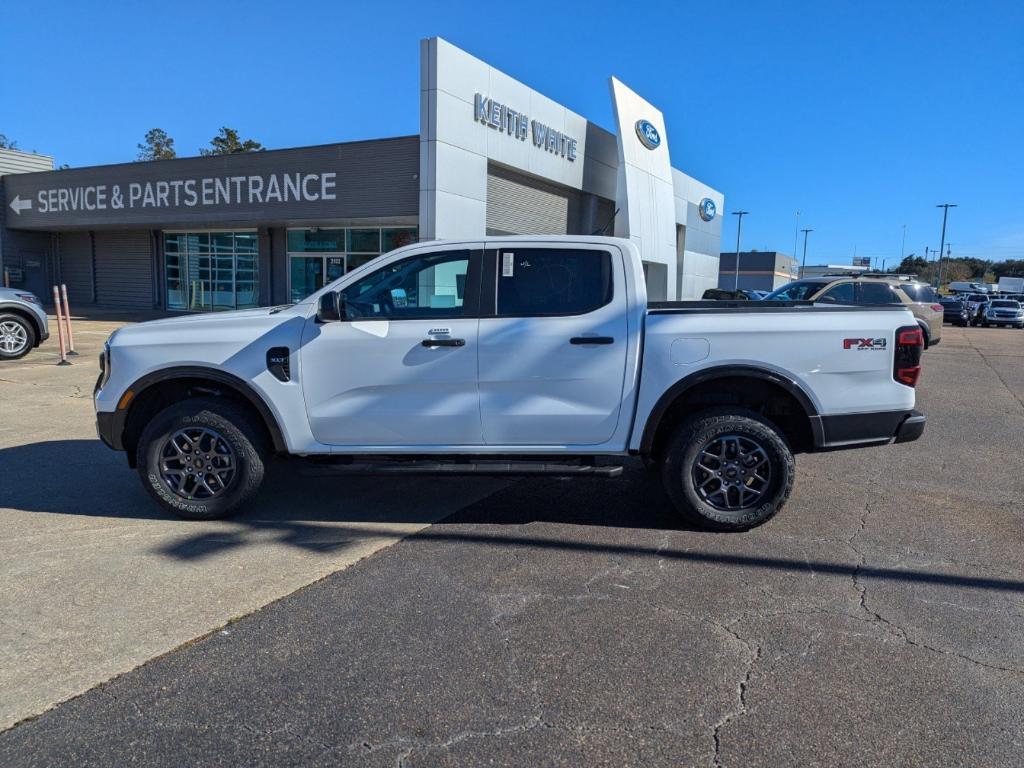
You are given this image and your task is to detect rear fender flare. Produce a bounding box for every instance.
[638,364,823,454]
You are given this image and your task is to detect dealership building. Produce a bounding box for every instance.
[0,38,724,312]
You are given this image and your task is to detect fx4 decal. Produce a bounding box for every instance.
[843,337,887,350]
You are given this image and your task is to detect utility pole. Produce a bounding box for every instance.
[793,210,800,260]
[900,224,906,261]
[731,210,749,291]
[800,228,813,275]
[935,203,957,288]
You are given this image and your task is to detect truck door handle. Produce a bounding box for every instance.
[570,336,614,345]
[422,338,466,348]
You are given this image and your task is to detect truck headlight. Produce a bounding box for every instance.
[96,342,111,392]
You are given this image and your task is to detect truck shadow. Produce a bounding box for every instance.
[5,439,1024,596]
[0,439,675,528]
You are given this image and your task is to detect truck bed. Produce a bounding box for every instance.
[647,300,911,314]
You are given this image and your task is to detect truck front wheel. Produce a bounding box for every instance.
[136,398,267,520]
[661,409,795,531]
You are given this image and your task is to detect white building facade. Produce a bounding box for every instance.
[419,38,723,300]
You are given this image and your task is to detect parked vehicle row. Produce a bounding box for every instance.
[944,293,1024,328]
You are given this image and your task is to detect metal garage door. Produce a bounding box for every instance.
[59,232,94,305]
[486,165,576,236]
[94,231,153,309]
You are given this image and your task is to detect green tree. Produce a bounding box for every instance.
[992,259,1024,278]
[0,133,17,149]
[199,127,264,156]
[137,128,176,161]
[895,255,928,275]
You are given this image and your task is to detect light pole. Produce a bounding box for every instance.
[900,224,906,262]
[731,210,749,291]
[800,228,813,275]
[935,203,957,288]
[793,210,800,261]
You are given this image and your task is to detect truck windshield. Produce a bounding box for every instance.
[764,281,822,301]
[990,300,1020,309]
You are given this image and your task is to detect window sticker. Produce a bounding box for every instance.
[502,252,514,277]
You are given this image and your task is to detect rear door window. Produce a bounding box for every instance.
[495,248,613,317]
[858,283,902,305]
[900,284,939,302]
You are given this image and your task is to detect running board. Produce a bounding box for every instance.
[300,461,624,478]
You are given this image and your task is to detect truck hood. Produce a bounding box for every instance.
[108,304,310,356]
[130,306,297,329]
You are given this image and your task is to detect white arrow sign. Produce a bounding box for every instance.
[9,195,32,215]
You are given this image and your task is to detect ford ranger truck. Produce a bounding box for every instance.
[94,236,925,531]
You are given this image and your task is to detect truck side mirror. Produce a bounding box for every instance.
[317,291,343,323]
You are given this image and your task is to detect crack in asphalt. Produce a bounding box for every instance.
[708,620,762,768]
[846,499,1024,678]
[964,335,1024,413]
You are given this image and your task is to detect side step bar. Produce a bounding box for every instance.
[300,461,624,478]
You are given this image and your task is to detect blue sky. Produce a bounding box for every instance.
[2,0,1021,266]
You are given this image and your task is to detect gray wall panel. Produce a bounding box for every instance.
[270,227,288,305]
[93,231,153,308]
[59,231,94,304]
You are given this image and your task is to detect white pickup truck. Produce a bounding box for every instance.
[95,236,925,530]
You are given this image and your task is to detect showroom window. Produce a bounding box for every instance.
[287,227,418,302]
[164,231,259,311]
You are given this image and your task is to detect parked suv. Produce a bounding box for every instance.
[0,288,49,360]
[939,295,970,326]
[765,275,942,348]
[982,299,1024,328]
[964,293,990,326]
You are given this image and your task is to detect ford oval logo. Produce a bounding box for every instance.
[635,119,661,150]
[698,197,717,222]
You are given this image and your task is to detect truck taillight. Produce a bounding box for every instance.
[930,304,944,312]
[894,326,924,387]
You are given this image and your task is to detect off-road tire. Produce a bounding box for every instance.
[137,398,267,520]
[661,408,795,532]
[0,313,35,360]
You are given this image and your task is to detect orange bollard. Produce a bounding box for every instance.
[60,284,78,355]
[52,285,71,366]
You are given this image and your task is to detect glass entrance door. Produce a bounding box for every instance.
[286,227,417,302]
[289,256,324,303]
[288,256,350,302]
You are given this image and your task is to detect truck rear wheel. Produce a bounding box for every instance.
[661,408,795,531]
[136,398,267,520]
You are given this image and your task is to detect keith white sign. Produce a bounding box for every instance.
[473,93,578,161]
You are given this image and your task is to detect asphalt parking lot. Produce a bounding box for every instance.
[1,317,1022,766]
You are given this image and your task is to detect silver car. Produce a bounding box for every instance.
[0,287,50,359]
